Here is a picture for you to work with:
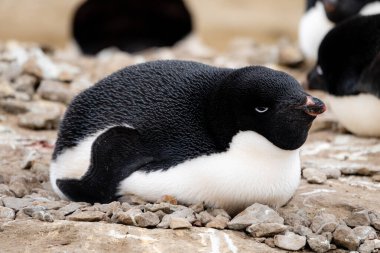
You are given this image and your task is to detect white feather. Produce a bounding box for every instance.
[360,2,380,16]
[298,2,334,61]
[329,94,380,137]
[118,131,301,214]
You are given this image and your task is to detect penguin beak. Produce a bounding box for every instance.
[301,96,327,116]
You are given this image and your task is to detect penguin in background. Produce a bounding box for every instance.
[299,0,380,61]
[49,60,326,214]
[308,14,380,137]
[73,0,192,55]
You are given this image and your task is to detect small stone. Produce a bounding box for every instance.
[0,206,15,220]
[12,74,37,96]
[292,225,313,237]
[206,215,229,229]
[274,231,306,251]
[307,234,331,253]
[144,203,172,213]
[189,202,204,213]
[33,210,54,222]
[353,226,378,242]
[197,211,214,225]
[247,222,287,237]
[158,195,177,205]
[121,202,132,212]
[169,217,192,229]
[345,210,371,227]
[134,211,160,227]
[278,43,304,68]
[372,174,380,182]
[119,194,147,205]
[208,208,231,219]
[154,210,166,220]
[23,206,46,216]
[369,211,380,230]
[303,168,327,184]
[48,210,66,220]
[0,99,28,114]
[157,207,195,228]
[228,203,284,230]
[0,80,15,99]
[116,208,143,226]
[8,181,29,198]
[332,225,360,251]
[310,212,339,234]
[0,184,15,197]
[18,105,62,130]
[265,238,276,248]
[58,202,89,216]
[282,209,311,227]
[67,211,106,222]
[2,197,33,210]
[37,80,73,104]
[358,240,376,253]
[375,239,380,248]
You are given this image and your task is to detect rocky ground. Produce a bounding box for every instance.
[0,38,379,253]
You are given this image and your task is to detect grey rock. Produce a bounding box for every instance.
[95,201,122,214]
[332,225,360,251]
[293,225,313,237]
[375,239,380,248]
[12,74,37,96]
[121,202,132,212]
[303,168,327,184]
[353,226,378,242]
[0,206,15,220]
[67,211,106,222]
[23,206,46,216]
[208,208,231,219]
[189,202,204,213]
[33,210,54,222]
[0,80,15,99]
[9,181,29,198]
[0,184,15,197]
[119,194,147,205]
[228,203,284,230]
[274,231,306,251]
[2,197,33,210]
[144,202,172,213]
[307,234,331,253]
[206,215,229,230]
[48,210,66,220]
[154,210,166,220]
[31,200,67,210]
[369,211,380,230]
[282,209,311,227]
[197,211,214,225]
[0,175,4,184]
[116,208,142,226]
[18,101,62,130]
[358,240,376,253]
[58,202,89,216]
[345,210,371,227]
[169,217,192,229]
[157,207,195,229]
[134,211,160,228]
[0,99,28,114]
[37,80,73,104]
[265,238,276,248]
[247,222,287,237]
[372,174,380,182]
[310,212,339,233]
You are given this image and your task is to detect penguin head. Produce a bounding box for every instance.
[209,66,326,151]
[321,0,375,23]
[307,14,380,95]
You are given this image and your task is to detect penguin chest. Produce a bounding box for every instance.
[329,94,380,137]
[118,131,301,214]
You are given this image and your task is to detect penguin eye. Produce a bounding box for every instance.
[316,65,323,75]
[255,107,269,113]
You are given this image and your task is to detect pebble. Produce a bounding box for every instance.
[0,184,15,197]
[134,211,160,227]
[264,238,276,248]
[157,207,195,229]
[208,208,231,219]
[307,234,331,253]
[310,212,339,234]
[37,80,73,104]
[246,222,287,237]
[353,226,378,242]
[358,240,376,253]
[189,202,204,213]
[345,210,371,227]
[227,203,284,230]
[332,225,360,251]
[18,101,62,130]
[0,99,28,114]
[278,43,304,68]
[33,210,54,222]
[8,181,29,198]
[292,225,313,237]
[169,217,192,229]
[197,211,214,225]
[157,195,178,205]
[12,74,37,96]
[372,174,380,182]
[2,197,33,210]
[115,208,142,226]
[0,80,15,99]
[67,211,106,222]
[0,206,15,220]
[369,211,380,230]
[58,202,89,216]
[23,206,46,216]
[282,209,311,227]
[119,194,147,205]
[274,231,306,251]
[206,215,229,230]
[144,202,172,213]
[302,168,327,184]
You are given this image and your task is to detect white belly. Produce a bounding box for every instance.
[118,131,301,214]
[329,94,380,137]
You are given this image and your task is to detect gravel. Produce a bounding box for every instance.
[274,231,306,251]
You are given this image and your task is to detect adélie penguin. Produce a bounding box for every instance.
[50,60,326,214]
[299,0,380,61]
[308,14,380,137]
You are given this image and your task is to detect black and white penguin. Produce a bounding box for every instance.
[299,0,380,61]
[73,0,192,55]
[50,60,326,214]
[308,14,380,136]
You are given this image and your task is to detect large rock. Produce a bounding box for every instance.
[228,203,284,230]
[0,220,283,253]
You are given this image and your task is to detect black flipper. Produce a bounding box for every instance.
[56,126,155,203]
[358,52,380,98]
